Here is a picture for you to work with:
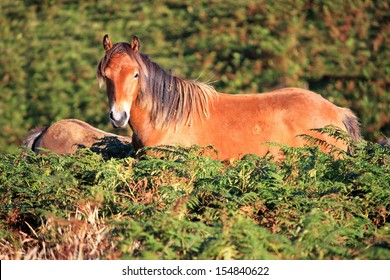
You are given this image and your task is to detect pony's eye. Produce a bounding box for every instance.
[134,73,139,79]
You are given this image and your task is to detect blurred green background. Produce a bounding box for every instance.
[1,0,388,154]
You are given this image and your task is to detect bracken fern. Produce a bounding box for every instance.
[0,138,389,259]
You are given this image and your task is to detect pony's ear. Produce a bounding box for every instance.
[131,36,140,53]
[103,34,113,53]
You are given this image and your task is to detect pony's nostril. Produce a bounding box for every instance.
[122,111,128,121]
[109,110,129,128]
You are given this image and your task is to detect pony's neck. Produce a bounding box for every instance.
[136,56,218,130]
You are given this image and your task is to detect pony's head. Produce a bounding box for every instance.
[97,35,217,130]
[97,34,142,128]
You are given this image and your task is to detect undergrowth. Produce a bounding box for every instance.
[0,138,389,259]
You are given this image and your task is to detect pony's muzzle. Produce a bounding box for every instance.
[109,110,129,128]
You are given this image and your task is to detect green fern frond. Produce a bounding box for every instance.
[297,134,338,151]
[309,125,352,144]
[297,125,354,155]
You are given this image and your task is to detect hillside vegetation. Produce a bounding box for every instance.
[0,140,389,259]
[0,0,389,153]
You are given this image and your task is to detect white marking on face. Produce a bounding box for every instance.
[109,101,131,128]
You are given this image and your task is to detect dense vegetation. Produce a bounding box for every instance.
[0,1,389,260]
[0,139,389,259]
[0,0,388,153]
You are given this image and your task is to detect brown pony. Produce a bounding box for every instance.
[23,119,132,157]
[97,35,361,160]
